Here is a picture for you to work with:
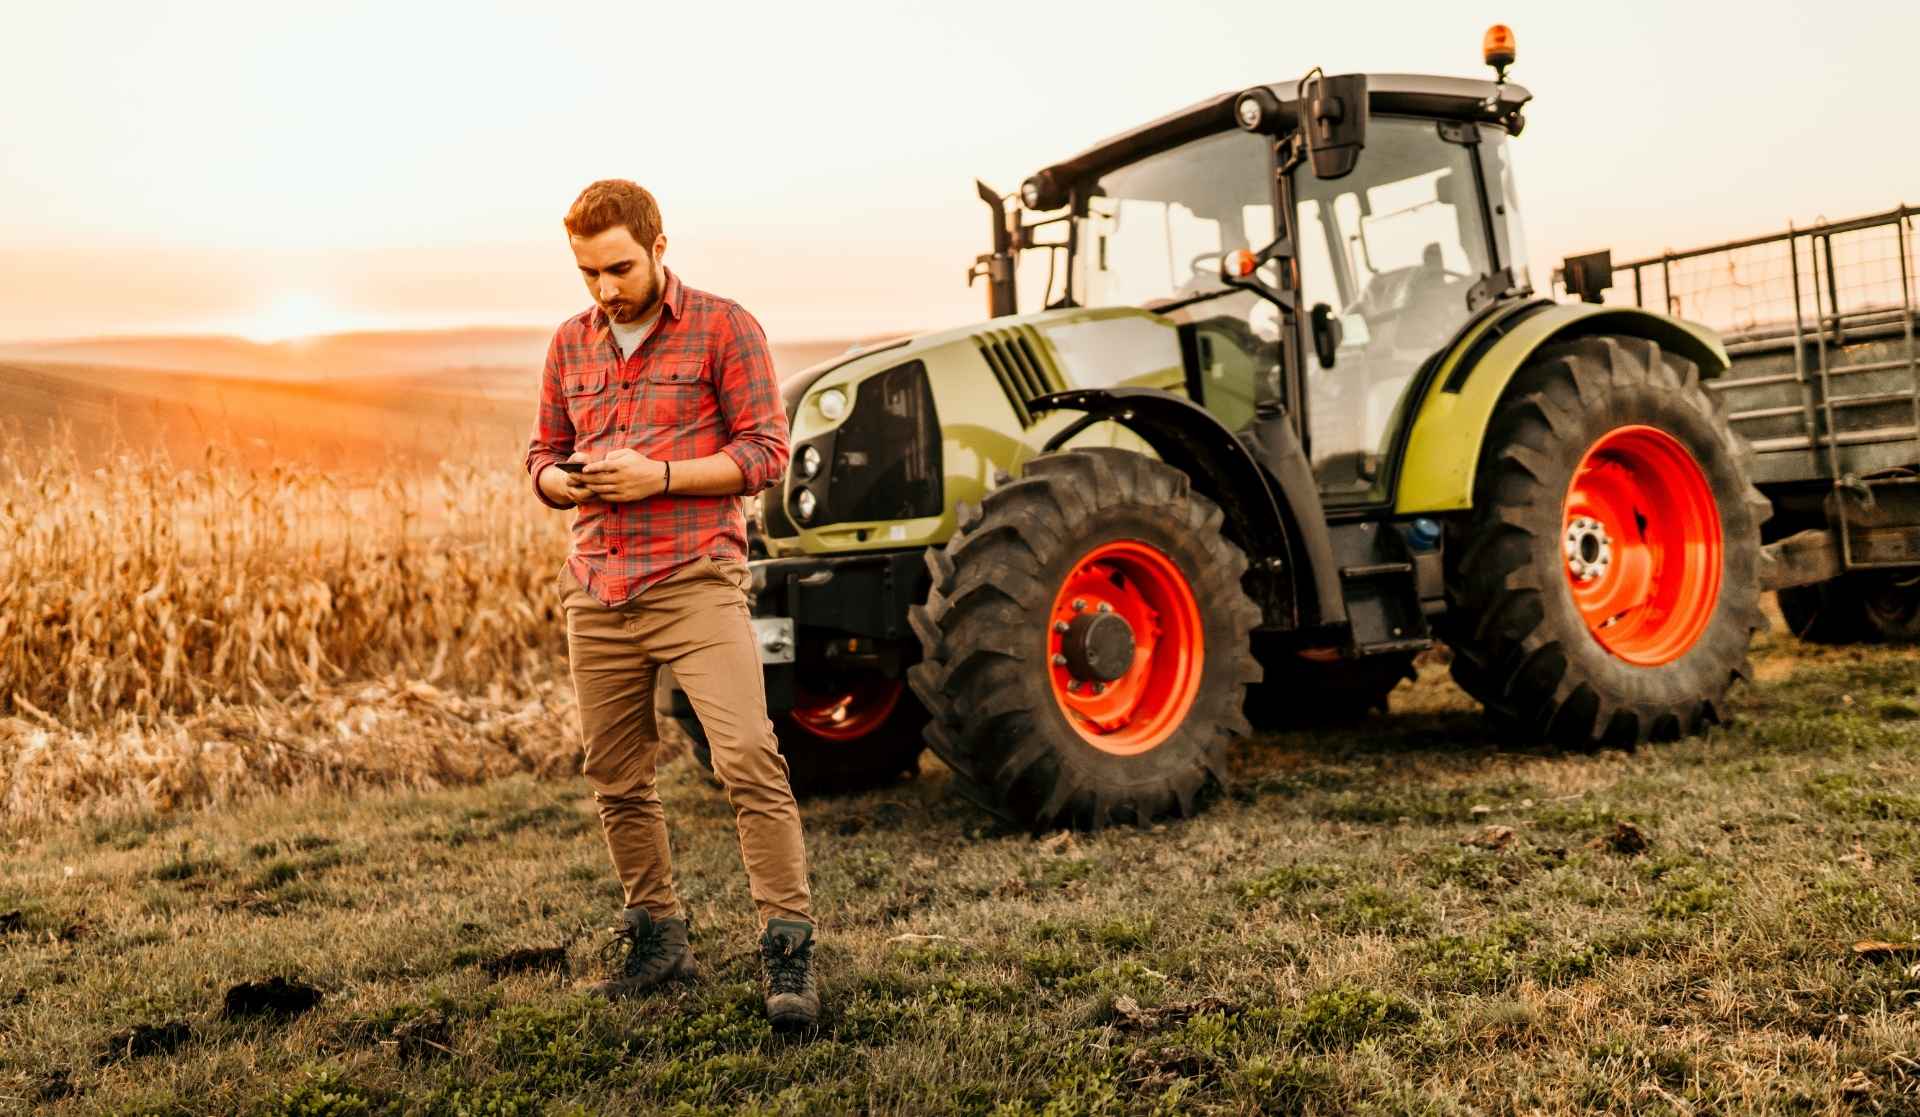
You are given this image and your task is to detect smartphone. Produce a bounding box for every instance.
[554,461,586,473]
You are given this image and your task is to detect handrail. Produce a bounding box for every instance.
[1608,205,1920,271]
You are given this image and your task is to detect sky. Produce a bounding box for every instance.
[2,0,1915,345]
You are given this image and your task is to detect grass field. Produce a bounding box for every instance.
[4,629,1918,1115]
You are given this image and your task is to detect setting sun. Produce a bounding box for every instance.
[234,292,351,343]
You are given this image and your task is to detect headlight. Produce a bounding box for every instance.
[797,445,822,480]
[817,388,848,422]
[794,489,817,522]
[1020,171,1064,210]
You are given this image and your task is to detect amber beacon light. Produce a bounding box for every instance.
[1483,24,1516,80]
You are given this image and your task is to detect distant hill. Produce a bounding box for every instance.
[0,328,554,383]
[0,328,898,472]
[0,329,881,386]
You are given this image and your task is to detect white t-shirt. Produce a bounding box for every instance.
[610,308,662,360]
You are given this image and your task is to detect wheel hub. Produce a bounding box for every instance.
[1561,425,1723,666]
[1062,610,1136,682]
[1564,516,1613,582]
[1046,540,1205,756]
[788,676,904,741]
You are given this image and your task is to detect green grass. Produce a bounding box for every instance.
[3,630,1920,1113]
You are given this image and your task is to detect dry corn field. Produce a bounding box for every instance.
[0,425,590,825]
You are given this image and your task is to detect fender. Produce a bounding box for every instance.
[1395,303,1731,514]
[1030,387,1347,629]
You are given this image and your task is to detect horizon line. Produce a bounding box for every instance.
[0,322,904,349]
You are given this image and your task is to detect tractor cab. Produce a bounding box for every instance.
[978,70,1534,509]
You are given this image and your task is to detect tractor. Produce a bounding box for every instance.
[660,27,1912,828]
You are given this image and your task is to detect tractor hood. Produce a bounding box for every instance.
[776,305,1183,424]
[778,337,912,421]
[761,305,1187,557]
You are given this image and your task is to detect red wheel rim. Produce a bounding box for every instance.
[1046,540,1205,756]
[789,677,903,741]
[1561,425,1722,666]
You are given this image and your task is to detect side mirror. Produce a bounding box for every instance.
[1561,250,1613,304]
[1310,302,1344,369]
[1301,73,1368,180]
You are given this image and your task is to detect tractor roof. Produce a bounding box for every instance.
[1033,73,1532,191]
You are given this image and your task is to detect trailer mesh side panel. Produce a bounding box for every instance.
[1553,207,1920,487]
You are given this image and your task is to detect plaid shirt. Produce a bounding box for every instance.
[525,267,788,606]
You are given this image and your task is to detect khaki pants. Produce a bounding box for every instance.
[558,556,811,926]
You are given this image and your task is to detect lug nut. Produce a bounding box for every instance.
[1097,602,1112,613]
[1067,680,1081,692]
[1054,621,1069,634]
[1092,682,1106,695]
[1072,599,1086,612]
[1051,653,1067,667]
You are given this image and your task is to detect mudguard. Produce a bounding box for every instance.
[1395,302,1730,514]
[1030,388,1346,630]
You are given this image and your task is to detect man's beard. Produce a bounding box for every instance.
[602,261,662,324]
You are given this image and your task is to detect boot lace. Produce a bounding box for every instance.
[600,918,667,977]
[762,937,812,995]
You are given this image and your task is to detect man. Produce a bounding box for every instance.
[524,179,818,1028]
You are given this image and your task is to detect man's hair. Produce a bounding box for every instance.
[564,180,663,247]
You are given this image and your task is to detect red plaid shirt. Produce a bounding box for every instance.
[525,267,788,606]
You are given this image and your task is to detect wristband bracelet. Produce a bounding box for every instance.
[662,459,672,495]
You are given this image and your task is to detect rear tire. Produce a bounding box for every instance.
[908,448,1262,829]
[1441,336,1769,746]
[1778,573,1920,644]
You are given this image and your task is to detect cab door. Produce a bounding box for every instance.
[1289,117,1502,505]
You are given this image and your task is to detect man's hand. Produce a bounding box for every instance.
[581,448,667,503]
[537,454,595,507]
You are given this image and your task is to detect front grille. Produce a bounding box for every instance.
[827,360,942,524]
[975,327,1060,427]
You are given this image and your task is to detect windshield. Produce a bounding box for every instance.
[1292,116,1497,502]
[1070,130,1277,309]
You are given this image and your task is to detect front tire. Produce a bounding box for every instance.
[1242,643,1417,729]
[671,669,927,794]
[1442,336,1770,746]
[908,448,1262,830]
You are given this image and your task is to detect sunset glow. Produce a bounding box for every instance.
[0,2,1912,346]
[232,293,354,343]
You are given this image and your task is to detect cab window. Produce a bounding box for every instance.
[1292,117,1495,502]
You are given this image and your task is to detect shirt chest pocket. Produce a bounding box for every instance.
[563,364,613,432]
[564,362,610,395]
[640,358,709,426]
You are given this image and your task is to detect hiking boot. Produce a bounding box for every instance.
[759,918,819,1029]
[586,907,694,999]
